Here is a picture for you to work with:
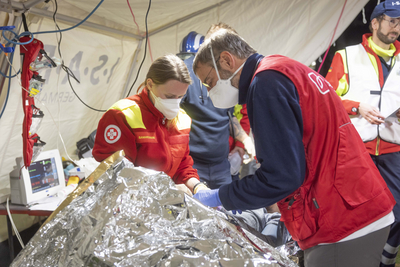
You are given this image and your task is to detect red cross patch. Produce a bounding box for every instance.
[104,125,121,144]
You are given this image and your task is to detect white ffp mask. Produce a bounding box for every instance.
[208,46,245,109]
[150,90,181,120]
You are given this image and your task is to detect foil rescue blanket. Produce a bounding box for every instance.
[11,152,298,267]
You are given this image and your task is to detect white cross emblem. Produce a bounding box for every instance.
[104,125,121,144]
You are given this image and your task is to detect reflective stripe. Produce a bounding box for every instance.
[366,49,379,77]
[384,242,400,255]
[110,99,146,129]
[335,50,349,96]
[234,104,243,123]
[176,109,191,130]
[381,254,397,265]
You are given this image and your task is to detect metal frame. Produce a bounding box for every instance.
[0,0,45,13]
[122,38,143,98]
[29,7,143,39]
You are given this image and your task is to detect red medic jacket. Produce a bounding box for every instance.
[257,55,395,249]
[93,89,199,184]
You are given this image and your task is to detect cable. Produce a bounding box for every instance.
[126,0,153,62]
[6,197,25,249]
[51,0,106,112]
[2,30,33,45]
[126,0,154,63]
[125,0,151,98]
[126,0,140,35]
[0,43,16,119]
[65,72,106,112]
[147,36,154,63]
[317,0,347,73]
[0,68,19,78]
[31,0,104,35]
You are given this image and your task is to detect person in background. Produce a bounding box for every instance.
[204,23,255,181]
[192,27,395,267]
[92,55,203,196]
[325,2,400,266]
[178,31,253,190]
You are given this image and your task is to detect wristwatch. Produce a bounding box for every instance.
[351,107,358,114]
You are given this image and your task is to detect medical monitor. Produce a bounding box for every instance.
[10,149,66,205]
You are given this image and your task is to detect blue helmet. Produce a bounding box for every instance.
[179,31,205,53]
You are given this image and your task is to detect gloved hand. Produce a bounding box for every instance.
[175,184,193,196]
[193,182,210,194]
[193,189,222,207]
[242,136,255,162]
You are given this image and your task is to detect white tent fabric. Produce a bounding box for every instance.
[0,0,369,242]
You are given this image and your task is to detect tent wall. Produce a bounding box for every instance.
[0,18,138,242]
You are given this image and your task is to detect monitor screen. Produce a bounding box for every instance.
[28,157,60,193]
[10,149,66,205]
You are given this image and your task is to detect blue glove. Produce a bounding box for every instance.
[193,189,222,207]
[231,209,242,215]
[216,205,242,215]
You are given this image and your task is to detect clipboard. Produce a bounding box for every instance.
[384,107,400,124]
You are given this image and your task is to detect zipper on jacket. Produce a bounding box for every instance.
[287,197,295,210]
[287,194,299,210]
[160,117,172,173]
[312,198,319,209]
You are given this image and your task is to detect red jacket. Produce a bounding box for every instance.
[93,89,199,184]
[258,55,395,249]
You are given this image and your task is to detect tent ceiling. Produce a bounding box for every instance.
[22,0,231,38]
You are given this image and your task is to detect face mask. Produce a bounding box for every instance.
[208,46,245,109]
[149,90,181,120]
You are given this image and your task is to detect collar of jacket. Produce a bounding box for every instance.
[361,33,400,57]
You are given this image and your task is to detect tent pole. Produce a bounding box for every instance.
[29,7,143,39]
[2,0,45,12]
[23,0,46,10]
[122,38,143,98]
[148,0,231,37]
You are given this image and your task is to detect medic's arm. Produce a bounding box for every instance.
[172,140,200,184]
[219,71,305,211]
[325,51,360,115]
[92,109,138,163]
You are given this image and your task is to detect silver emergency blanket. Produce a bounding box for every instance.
[11,154,299,267]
